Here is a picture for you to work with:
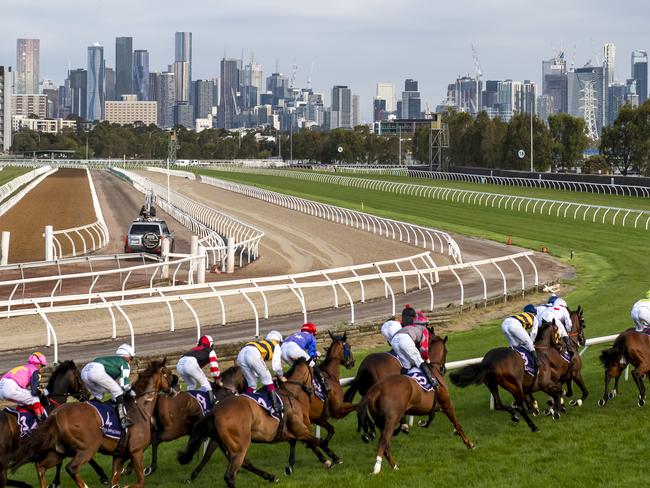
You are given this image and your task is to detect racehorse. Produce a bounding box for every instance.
[563,307,588,406]
[144,365,245,477]
[450,321,566,432]
[0,360,108,488]
[285,331,356,474]
[343,326,443,403]
[177,358,338,487]
[11,359,173,488]
[357,334,474,474]
[598,328,650,407]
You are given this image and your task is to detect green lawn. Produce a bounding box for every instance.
[12,168,650,487]
[0,166,31,188]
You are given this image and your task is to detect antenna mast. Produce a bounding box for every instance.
[471,44,482,115]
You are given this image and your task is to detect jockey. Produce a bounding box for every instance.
[237,331,285,414]
[540,298,573,357]
[400,304,417,327]
[631,290,650,333]
[81,343,135,430]
[176,335,222,404]
[380,317,402,345]
[0,352,47,421]
[281,322,327,393]
[390,310,439,389]
[501,305,540,369]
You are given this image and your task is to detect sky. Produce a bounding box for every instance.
[2,0,650,122]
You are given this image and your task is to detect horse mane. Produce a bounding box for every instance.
[535,320,555,344]
[285,357,308,378]
[47,360,77,391]
[132,359,165,390]
[220,364,240,381]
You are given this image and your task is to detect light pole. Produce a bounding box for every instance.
[289,113,293,164]
[398,126,402,166]
[530,107,534,172]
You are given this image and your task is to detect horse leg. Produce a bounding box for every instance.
[373,415,399,474]
[287,417,338,469]
[315,419,336,445]
[87,459,109,485]
[598,371,614,407]
[286,440,297,475]
[144,431,159,477]
[110,456,125,488]
[224,450,246,488]
[437,393,475,449]
[3,465,34,488]
[240,458,279,483]
[632,369,647,406]
[64,449,95,488]
[506,381,538,432]
[127,449,146,488]
[569,370,589,406]
[189,440,219,482]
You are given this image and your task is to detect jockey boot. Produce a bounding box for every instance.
[419,363,439,390]
[266,385,283,415]
[115,395,132,430]
[530,350,539,370]
[32,402,46,422]
[313,365,329,394]
[208,389,217,406]
[562,337,574,359]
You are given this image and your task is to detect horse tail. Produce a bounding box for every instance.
[10,416,60,471]
[356,390,377,435]
[599,338,626,368]
[344,377,359,403]
[177,411,216,465]
[449,363,487,388]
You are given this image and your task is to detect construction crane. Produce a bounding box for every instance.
[289,59,298,89]
[471,44,482,115]
[306,61,315,91]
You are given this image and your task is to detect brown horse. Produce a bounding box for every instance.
[285,331,356,474]
[144,365,245,477]
[450,321,567,432]
[11,359,173,488]
[357,334,474,474]
[561,307,589,406]
[0,360,108,488]
[598,328,650,407]
[177,358,337,487]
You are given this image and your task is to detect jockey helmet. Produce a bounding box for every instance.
[523,304,536,314]
[116,343,135,358]
[266,330,283,343]
[547,294,558,305]
[28,352,47,367]
[413,310,429,325]
[554,298,568,308]
[401,304,416,319]
[198,335,214,347]
[300,322,317,335]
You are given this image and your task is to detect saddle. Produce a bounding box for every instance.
[312,376,327,403]
[241,390,283,421]
[4,406,40,437]
[513,346,537,376]
[405,368,437,392]
[187,390,213,416]
[87,400,122,439]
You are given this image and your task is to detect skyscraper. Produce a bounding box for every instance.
[104,67,116,102]
[542,54,568,115]
[15,39,39,94]
[0,66,12,151]
[401,79,421,118]
[603,43,616,86]
[157,71,175,128]
[149,72,159,102]
[218,58,239,129]
[631,50,648,104]
[194,79,213,119]
[173,61,190,102]
[133,50,150,101]
[69,69,87,118]
[86,43,105,121]
[376,83,394,112]
[352,94,360,126]
[115,37,133,98]
[330,85,351,129]
[243,60,263,104]
[175,32,192,97]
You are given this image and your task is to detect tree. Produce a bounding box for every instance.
[601,106,636,175]
[548,114,588,171]
[500,113,552,171]
[443,110,473,166]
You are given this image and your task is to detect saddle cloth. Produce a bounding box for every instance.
[187,390,212,416]
[513,346,536,376]
[560,350,572,363]
[4,406,39,437]
[406,368,436,392]
[640,327,650,336]
[88,400,122,439]
[241,390,283,421]
[312,377,326,402]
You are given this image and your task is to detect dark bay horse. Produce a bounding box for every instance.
[563,307,588,406]
[145,365,245,476]
[450,321,566,432]
[598,328,650,407]
[285,331,356,474]
[357,334,474,474]
[0,360,108,488]
[177,359,337,487]
[11,359,173,488]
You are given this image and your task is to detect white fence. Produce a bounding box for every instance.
[207,167,650,231]
[146,166,196,180]
[0,166,56,217]
[198,175,463,263]
[0,251,541,363]
[46,169,110,259]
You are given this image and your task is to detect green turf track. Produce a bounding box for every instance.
[0,166,31,188]
[13,168,649,487]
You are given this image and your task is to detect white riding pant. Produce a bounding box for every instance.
[632,303,650,332]
[176,356,211,392]
[237,346,273,388]
[390,334,424,369]
[539,310,568,338]
[502,318,535,352]
[380,320,402,345]
[81,362,123,400]
[0,378,38,405]
[280,341,310,366]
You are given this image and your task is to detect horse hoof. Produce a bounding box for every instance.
[361,434,371,443]
[183,480,192,485]
[597,398,606,407]
[285,466,293,476]
[544,408,554,416]
[552,411,561,421]
[270,476,280,483]
[144,467,154,477]
[400,424,410,434]
[638,398,645,407]
[511,415,519,423]
[468,442,476,450]
[531,409,540,417]
[570,399,582,407]
[531,425,540,433]
[608,390,617,400]
[372,465,382,475]
[417,420,427,427]
[324,460,332,469]
[393,465,399,471]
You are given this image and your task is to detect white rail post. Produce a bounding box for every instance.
[197,245,206,284]
[226,237,235,274]
[0,231,9,265]
[161,238,170,280]
[190,235,199,279]
[44,225,54,261]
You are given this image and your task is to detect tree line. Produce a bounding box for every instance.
[9,101,650,175]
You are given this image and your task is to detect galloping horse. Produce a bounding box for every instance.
[563,307,588,406]
[11,359,173,488]
[145,365,245,476]
[598,328,650,407]
[450,321,566,432]
[178,358,338,487]
[357,334,474,474]
[0,360,108,488]
[285,331,356,474]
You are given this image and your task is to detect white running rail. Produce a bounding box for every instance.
[0,166,56,216]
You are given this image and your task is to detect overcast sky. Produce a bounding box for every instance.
[3,0,649,121]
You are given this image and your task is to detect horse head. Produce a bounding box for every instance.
[570,306,586,347]
[45,360,89,405]
[327,330,355,369]
[428,334,449,374]
[133,358,174,396]
[220,365,246,393]
[536,319,561,350]
[284,357,314,396]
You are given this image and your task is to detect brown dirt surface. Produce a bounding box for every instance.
[0,169,94,263]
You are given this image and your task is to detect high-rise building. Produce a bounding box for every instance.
[175,32,192,96]
[373,98,387,122]
[603,43,616,86]
[542,54,568,115]
[194,79,213,119]
[157,71,175,128]
[626,78,640,108]
[243,61,263,105]
[330,85,352,129]
[631,50,648,104]
[15,39,39,94]
[218,58,239,129]
[173,61,190,102]
[352,94,360,127]
[148,72,159,102]
[105,95,157,125]
[376,83,394,112]
[104,67,116,102]
[86,43,105,121]
[568,66,605,134]
[0,66,12,152]
[12,94,47,118]
[266,72,288,106]
[608,82,627,125]
[133,50,150,101]
[401,79,421,118]
[174,101,193,128]
[448,76,481,115]
[69,69,87,118]
[518,80,537,114]
[115,37,133,99]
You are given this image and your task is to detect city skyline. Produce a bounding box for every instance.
[3,0,650,121]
